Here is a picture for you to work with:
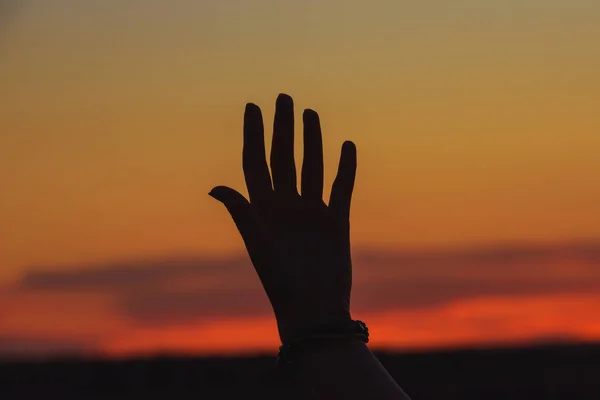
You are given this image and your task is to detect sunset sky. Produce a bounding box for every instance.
[1,0,599,358]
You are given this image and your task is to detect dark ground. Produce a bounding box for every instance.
[1,343,599,399]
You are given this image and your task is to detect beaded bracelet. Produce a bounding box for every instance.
[276,319,369,368]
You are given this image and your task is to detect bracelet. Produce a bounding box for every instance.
[276,319,369,369]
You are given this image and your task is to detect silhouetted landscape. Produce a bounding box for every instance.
[2,343,599,399]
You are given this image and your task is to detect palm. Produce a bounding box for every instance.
[210,93,357,342]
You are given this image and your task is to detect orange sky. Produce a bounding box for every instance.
[1,1,599,358]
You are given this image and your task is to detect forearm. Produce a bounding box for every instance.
[291,338,411,400]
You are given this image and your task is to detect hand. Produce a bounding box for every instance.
[209,93,357,343]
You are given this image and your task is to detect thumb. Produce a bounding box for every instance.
[209,185,249,209]
[210,186,274,283]
[209,185,253,231]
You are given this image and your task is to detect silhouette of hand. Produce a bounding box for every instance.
[209,93,357,343]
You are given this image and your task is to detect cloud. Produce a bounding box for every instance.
[352,275,600,311]
[3,241,600,358]
[19,241,600,290]
[19,255,254,291]
[11,241,600,326]
[120,287,273,324]
[352,241,600,274]
[0,335,95,359]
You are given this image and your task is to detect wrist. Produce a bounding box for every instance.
[276,319,370,369]
[276,313,352,344]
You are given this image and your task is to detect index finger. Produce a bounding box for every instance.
[243,103,273,203]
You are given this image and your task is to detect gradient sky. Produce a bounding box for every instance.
[1,0,599,358]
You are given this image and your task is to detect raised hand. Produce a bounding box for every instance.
[209,93,357,343]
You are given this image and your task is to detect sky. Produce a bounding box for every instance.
[1,0,599,358]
